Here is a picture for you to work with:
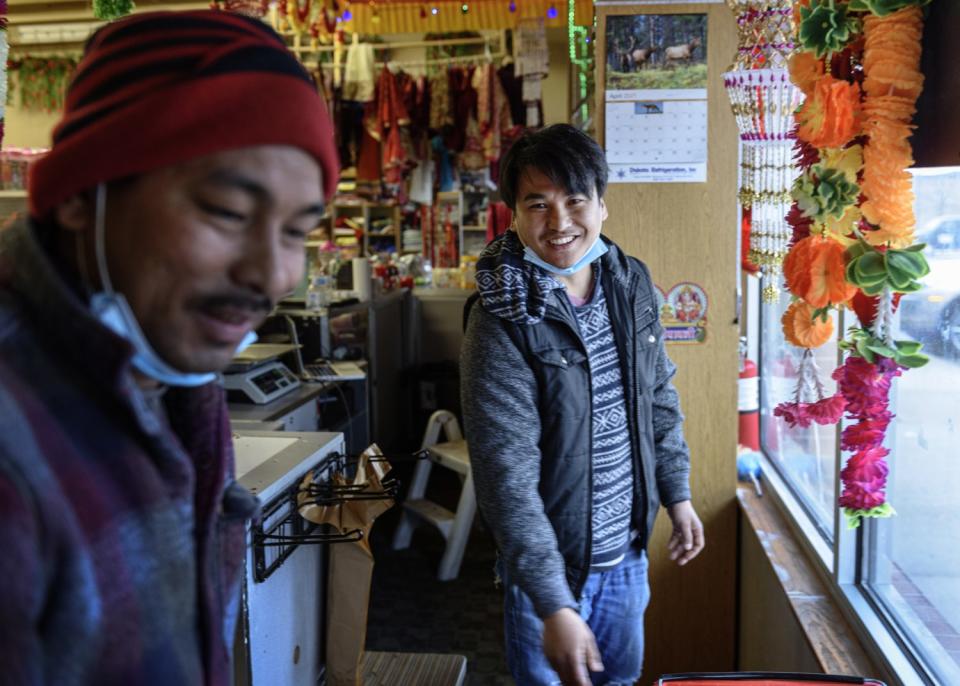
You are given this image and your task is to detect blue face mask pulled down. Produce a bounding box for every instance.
[91,293,258,387]
[87,184,257,387]
[522,234,609,277]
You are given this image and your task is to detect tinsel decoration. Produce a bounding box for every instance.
[93,0,135,20]
[723,0,803,303]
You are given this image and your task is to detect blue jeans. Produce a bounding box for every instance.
[499,547,650,686]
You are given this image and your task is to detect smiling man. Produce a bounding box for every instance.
[0,11,336,685]
[461,124,704,686]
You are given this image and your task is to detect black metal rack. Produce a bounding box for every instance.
[250,450,427,582]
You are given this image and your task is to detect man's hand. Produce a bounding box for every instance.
[542,607,603,685]
[666,500,705,566]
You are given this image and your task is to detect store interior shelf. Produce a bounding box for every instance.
[0,189,28,198]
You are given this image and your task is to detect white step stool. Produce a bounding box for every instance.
[392,410,475,581]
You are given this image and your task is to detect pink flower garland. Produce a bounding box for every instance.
[774,348,847,429]
[832,354,902,524]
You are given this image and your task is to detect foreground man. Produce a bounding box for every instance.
[0,11,337,685]
[462,125,704,686]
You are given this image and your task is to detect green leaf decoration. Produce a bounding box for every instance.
[799,0,862,58]
[848,0,931,17]
[898,354,929,368]
[844,328,929,368]
[93,0,135,20]
[844,502,896,529]
[895,340,923,355]
[846,244,930,295]
[795,167,861,222]
[866,342,897,357]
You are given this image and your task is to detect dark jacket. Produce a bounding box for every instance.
[461,231,690,618]
[0,220,256,686]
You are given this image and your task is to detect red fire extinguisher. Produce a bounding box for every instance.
[738,337,760,451]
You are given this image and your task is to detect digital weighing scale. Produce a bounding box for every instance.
[223,343,302,404]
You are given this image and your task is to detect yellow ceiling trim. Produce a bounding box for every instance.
[335,1,568,35]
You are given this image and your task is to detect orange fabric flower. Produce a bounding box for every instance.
[784,235,857,308]
[796,76,862,149]
[783,300,834,349]
[788,51,824,98]
[859,5,925,245]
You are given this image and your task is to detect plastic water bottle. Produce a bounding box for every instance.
[306,275,328,311]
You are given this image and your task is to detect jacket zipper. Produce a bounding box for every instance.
[618,273,651,553]
[545,297,593,601]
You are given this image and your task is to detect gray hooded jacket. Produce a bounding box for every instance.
[460,231,691,618]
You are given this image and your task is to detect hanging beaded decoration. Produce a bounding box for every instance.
[723,0,802,303]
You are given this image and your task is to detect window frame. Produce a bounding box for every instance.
[751,276,939,686]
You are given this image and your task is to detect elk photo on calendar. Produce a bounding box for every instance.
[605,13,708,92]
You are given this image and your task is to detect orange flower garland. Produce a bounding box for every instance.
[783,234,857,308]
[782,0,931,528]
[782,300,835,349]
[788,50,824,98]
[858,6,924,248]
[796,75,862,149]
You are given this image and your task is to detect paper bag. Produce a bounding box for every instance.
[298,444,394,686]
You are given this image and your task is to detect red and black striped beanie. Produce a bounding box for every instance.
[29,9,339,218]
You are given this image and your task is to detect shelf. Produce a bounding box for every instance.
[0,189,28,198]
[462,226,487,232]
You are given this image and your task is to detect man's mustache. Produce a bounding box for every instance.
[191,292,274,315]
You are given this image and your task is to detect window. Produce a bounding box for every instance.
[759,296,839,541]
[755,167,960,685]
[861,167,960,685]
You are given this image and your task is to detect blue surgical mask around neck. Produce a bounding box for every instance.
[522,233,609,277]
[87,183,257,387]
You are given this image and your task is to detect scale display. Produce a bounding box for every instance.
[223,361,301,405]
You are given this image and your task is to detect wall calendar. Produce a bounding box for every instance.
[604,13,709,184]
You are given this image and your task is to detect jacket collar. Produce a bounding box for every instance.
[1,218,141,394]
[475,230,633,325]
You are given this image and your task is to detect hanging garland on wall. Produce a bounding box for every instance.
[776,0,931,529]
[8,56,79,114]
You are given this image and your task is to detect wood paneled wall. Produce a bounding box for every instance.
[595,3,739,681]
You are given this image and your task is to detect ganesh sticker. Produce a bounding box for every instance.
[660,282,708,344]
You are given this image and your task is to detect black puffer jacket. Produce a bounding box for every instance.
[461,231,691,618]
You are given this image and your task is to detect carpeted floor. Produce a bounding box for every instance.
[365,500,512,685]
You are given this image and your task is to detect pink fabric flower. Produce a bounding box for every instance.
[830,352,904,520]
[840,416,891,451]
[774,401,813,428]
[839,446,890,510]
[775,394,847,429]
[806,394,847,424]
[840,485,888,511]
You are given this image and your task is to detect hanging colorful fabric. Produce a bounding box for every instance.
[10,56,78,114]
